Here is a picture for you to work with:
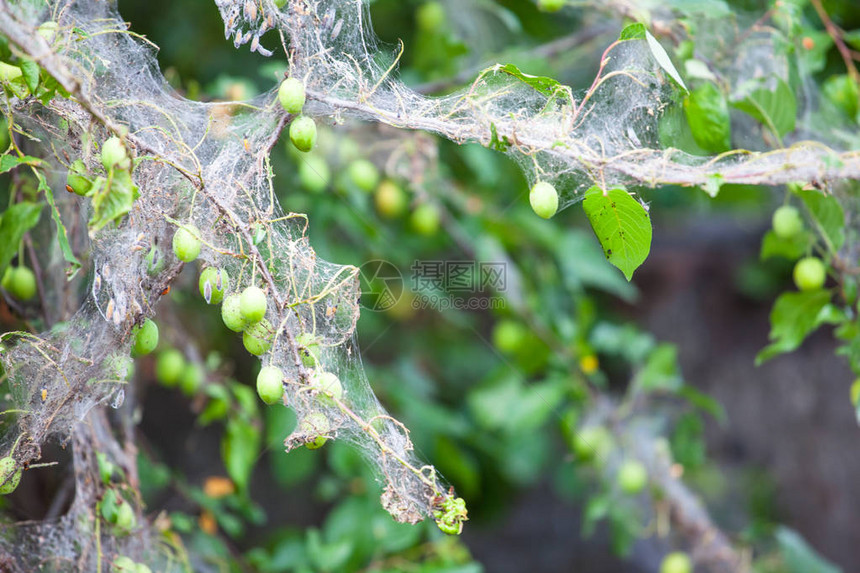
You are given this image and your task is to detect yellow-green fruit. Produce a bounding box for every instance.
[172,224,202,262]
[199,267,229,305]
[290,115,317,152]
[0,457,21,495]
[300,412,330,449]
[278,77,306,114]
[850,379,860,406]
[492,319,528,354]
[243,318,274,356]
[772,205,804,239]
[617,459,648,494]
[115,501,136,532]
[221,294,248,332]
[132,319,159,356]
[537,0,566,12]
[179,363,204,396]
[529,181,558,219]
[348,159,380,192]
[66,159,92,196]
[256,366,285,405]
[660,552,692,573]
[156,349,185,387]
[296,332,321,367]
[410,203,440,236]
[113,556,138,573]
[239,285,267,323]
[416,2,445,31]
[793,256,826,291]
[101,136,130,170]
[298,154,330,193]
[572,425,614,463]
[310,370,343,405]
[375,180,407,218]
[6,266,37,301]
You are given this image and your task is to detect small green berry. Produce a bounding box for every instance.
[132,319,159,356]
[300,412,330,449]
[172,224,201,263]
[240,285,267,323]
[101,136,130,170]
[375,180,407,218]
[793,256,826,291]
[289,115,317,152]
[156,349,185,387]
[416,2,445,31]
[243,318,274,356]
[537,0,566,12]
[199,267,229,305]
[0,457,21,495]
[348,159,380,193]
[256,366,285,405]
[310,370,343,405]
[179,363,204,396]
[115,500,136,532]
[410,203,440,236]
[67,159,92,196]
[529,181,558,219]
[617,459,648,495]
[572,425,614,463]
[296,332,321,367]
[278,77,306,114]
[6,266,37,301]
[298,154,331,193]
[660,552,692,573]
[492,320,527,354]
[221,294,248,332]
[772,205,804,239]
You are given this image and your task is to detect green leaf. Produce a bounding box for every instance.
[776,527,842,573]
[760,229,813,261]
[0,202,42,278]
[794,188,845,252]
[732,78,797,140]
[684,82,731,152]
[34,171,80,276]
[619,23,646,41]
[756,290,833,365]
[634,343,682,393]
[583,186,652,281]
[495,63,563,97]
[822,74,859,121]
[0,154,40,173]
[645,30,687,92]
[221,417,261,492]
[553,230,638,302]
[18,59,39,93]
[88,170,139,234]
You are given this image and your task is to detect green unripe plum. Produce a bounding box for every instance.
[199,267,229,305]
[310,370,343,405]
[537,0,566,12]
[172,224,202,262]
[145,246,164,275]
[132,319,158,356]
[115,501,136,532]
[278,77,306,114]
[572,425,614,463]
[101,136,130,170]
[240,285,267,323]
[410,203,440,236]
[221,294,248,332]
[492,320,528,354]
[156,349,185,387]
[0,62,22,82]
[529,181,558,219]
[375,180,407,218]
[416,2,445,31]
[6,266,37,301]
[179,363,204,396]
[793,256,826,291]
[106,353,134,381]
[243,318,274,356]
[348,159,380,193]
[113,556,137,573]
[67,159,92,196]
[296,332,321,367]
[300,412,330,449]
[298,154,330,193]
[660,552,692,573]
[617,459,648,494]
[772,205,804,239]
[289,115,317,152]
[256,366,285,405]
[0,457,21,495]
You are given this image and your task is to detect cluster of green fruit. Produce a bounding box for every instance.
[771,205,827,291]
[279,77,317,153]
[65,135,134,197]
[1,264,36,301]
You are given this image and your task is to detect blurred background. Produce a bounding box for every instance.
[2,0,859,571]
